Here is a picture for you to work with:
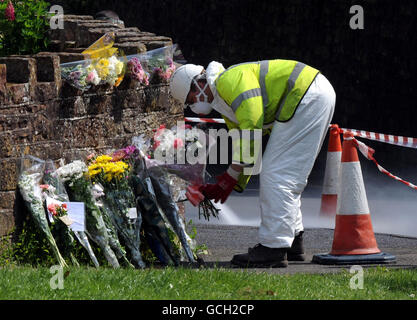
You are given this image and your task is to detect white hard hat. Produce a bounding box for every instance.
[169,64,204,104]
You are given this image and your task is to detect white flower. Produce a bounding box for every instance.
[108,56,124,76]
[18,172,43,202]
[92,183,105,203]
[56,160,88,182]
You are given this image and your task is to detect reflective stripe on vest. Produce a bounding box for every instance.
[275,62,306,121]
[230,88,262,112]
[259,60,269,111]
[228,60,269,113]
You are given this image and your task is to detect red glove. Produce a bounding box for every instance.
[201,172,237,204]
[185,184,205,207]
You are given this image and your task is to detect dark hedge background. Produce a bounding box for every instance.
[55,0,417,185]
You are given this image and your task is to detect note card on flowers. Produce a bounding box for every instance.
[65,202,86,232]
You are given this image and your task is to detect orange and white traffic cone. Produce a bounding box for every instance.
[319,124,342,218]
[313,132,396,264]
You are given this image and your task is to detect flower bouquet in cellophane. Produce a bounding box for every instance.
[125,44,177,86]
[55,159,131,269]
[113,146,184,266]
[17,156,68,268]
[87,154,146,268]
[134,122,220,222]
[60,32,127,91]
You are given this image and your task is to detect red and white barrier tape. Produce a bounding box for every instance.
[335,124,417,190]
[340,127,417,149]
[353,138,417,190]
[184,117,226,124]
[183,120,417,190]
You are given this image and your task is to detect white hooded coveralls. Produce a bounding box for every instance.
[206,62,336,248]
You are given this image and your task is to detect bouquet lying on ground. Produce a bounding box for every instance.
[122,147,187,265]
[17,156,68,268]
[42,160,82,267]
[14,122,217,267]
[87,154,146,268]
[55,159,131,269]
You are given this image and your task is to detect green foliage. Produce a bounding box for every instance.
[186,219,209,256]
[10,217,56,266]
[1,266,417,299]
[0,0,51,56]
[0,232,14,267]
[3,216,108,267]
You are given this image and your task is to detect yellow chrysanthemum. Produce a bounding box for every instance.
[97,58,109,68]
[87,154,129,181]
[88,169,102,177]
[95,155,113,163]
[95,59,110,79]
[88,163,99,170]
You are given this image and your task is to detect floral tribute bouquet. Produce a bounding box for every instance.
[135,123,220,221]
[126,44,177,85]
[60,32,126,91]
[87,155,146,268]
[148,56,176,84]
[17,156,68,268]
[111,145,184,266]
[55,159,129,269]
[41,160,83,267]
[126,57,149,86]
[46,202,68,220]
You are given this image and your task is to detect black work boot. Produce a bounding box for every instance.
[231,244,288,268]
[287,231,306,261]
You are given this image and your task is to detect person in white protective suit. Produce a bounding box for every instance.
[170,59,336,267]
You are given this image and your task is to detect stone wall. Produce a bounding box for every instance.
[0,15,182,237]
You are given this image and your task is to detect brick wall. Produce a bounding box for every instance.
[0,15,182,236]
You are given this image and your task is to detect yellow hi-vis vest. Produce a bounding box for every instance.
[214,59,319,192]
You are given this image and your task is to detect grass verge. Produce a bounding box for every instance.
[0,265,417,300]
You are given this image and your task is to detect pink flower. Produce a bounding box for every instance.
[47,203,58,216]
[86,71,99,84]
[86,153,96,161]
[40,184,50,191]
[173,138,184,149]
[124,145,138,155]
[128,57,149,85]
[5,1,15,21]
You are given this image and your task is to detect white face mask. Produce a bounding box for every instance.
[189,78,213,115]
[190,101,213,115]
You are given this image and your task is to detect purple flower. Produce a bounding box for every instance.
[69,71,81,81]
[124,145,138,155]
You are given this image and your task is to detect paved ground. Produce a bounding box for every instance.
[185,172,417,274]
[192,224,417,274]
